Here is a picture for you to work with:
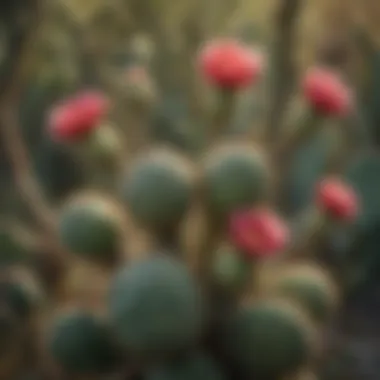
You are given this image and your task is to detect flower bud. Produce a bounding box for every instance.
[316,177,358,221]
[48,90,109,142]
[198,39,263,90]
[229,208,289,258]
[302,67,352,117]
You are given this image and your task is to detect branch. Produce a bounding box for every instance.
[265,0,302,143]
[0,1,57,236]
[0,218,44,252]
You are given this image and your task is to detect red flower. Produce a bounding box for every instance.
[198,39,263,89]
[316,177,358,221]
[302,67,352,117]
[229,208,289,258]
[48,91,109,142]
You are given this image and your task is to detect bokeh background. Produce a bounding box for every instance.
[1,0,380,379]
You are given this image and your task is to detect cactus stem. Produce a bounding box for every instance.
[153,228,182,254]
[196,213,223,289]
[265,0,302,143]
[323,119,351,175]
[275,108,323,163]
[209,88,235,142]
[272,108,324,209]
[288,207,328,258]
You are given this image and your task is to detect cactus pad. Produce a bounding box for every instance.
[202,143,269,217]
[267,264,337,323]
[122,149,195,232]
[48,310,120,374]
[108,255,203,356]
[223,299,314,378]
[145,352,226,380]
[58,193,123,259]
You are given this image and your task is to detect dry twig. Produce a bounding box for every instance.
[0,0,57,236]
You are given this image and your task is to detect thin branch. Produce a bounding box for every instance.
[0,218,44,251]
[0,0,57,236]
[265,0,302,143]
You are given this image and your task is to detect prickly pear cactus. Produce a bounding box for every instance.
[0,1,377,379]
[202,143,270,217]
[58,193,125,260]
[108,255,203,356]
[121,149,195,235]
[223,299,315,378]
[48,310,120,374]
[263,263,338,323]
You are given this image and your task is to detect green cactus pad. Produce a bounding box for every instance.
[58,194,123,259]
[269,265,336,323]
[145,352,226,380]
[48,310,120,374]
[108,255,203,356]
[223,300,314,378]
[122,149,194,232]
[202,143,269,217]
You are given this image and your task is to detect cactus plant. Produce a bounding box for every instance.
[121,148,196,238]
[262,263,338,323]
[48,310,121,374]
[0,0,377,379]
[108,255,203,356]
[58,193,125,261]
[223,299,316,378]
[202,143,270,218]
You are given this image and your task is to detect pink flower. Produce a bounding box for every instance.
[316,177,358,221]
[229,208,289,258]
[48,90,109,142]
[198,39,263,89]
[302,67,352,117]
